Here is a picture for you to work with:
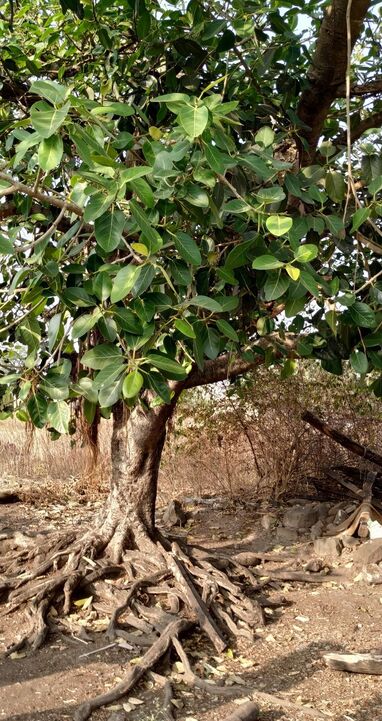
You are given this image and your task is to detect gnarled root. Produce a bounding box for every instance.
[1,525,286,719]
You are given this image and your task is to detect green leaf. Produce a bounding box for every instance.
[372,376,382,398]
[47,401,70,434]
[130,178,155,209]
[186,295,223,312]
[81,344,123,370]
[294,244,318,263]
[30,79,69,106]
[205,144,231,173]
[216,319,239,342]
[178,105,209,138]
[110,265,141,303]
[153,93,191,104]
[266,215,293,237]
[120,166,153,183]
[30,101,70,138]
[364,332,382,348]
[368,175,382,195]
[84,192,114,222]
[27,394,48,428]
[74,377,98,403]
[255,126,275,147]
[122,370,144,398]
[326,171,346,203]
[204,326,221,359]
[130,200,162,253]
[147,370,171,403]
[38,135,63,172]
[146,352,187,380]
[0,234,13,254]
[93,272,112,302]
[48,313,61,352]
[98,378,123,407]
[90,102,134,117]
[257,186,285,204]
[72,312,99,339]
[264,272,290,301]
[347,302,376,328]
[252,254,284,270]
[174,318,196,339]
[174,232,202,265]
[95,210,126,253]
[350,350,368,375]
[351,206,370,232]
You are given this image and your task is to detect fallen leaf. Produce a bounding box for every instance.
[73,596,93,609]
[10,651,27,659]
[128,697,144,705]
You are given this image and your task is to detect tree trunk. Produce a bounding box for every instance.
[100,399,177,563]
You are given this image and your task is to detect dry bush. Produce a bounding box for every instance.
[162,363,382,500]
[1,361,381,503]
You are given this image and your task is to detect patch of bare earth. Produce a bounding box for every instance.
[1,495,382,721]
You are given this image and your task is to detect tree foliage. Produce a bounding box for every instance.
[0,0,382,435]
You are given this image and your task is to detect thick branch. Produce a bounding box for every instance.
[302,410,382,469]
[297,0,371,162]
[350,77,382,96]
[335,110,382,145]
[184,353,265,389]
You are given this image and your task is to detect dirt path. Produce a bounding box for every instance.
[1,497,382,721]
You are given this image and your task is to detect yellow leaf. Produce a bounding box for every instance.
[149,126,162,140]
[131,242,150,256]
[225,648,234,659]
[286,263,300,280]
[73,596,93,609]
[10,651,27,659]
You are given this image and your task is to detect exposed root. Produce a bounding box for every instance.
[0,522,300,718]
[74,619,192,721]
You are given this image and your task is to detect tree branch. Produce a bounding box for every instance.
[297,0,371,162]
[0,170,83,217]
[183,353,265,389]
[350,77,382,96]
[183,333,299,389]
[335,110,382,145]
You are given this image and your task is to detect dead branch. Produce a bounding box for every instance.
[302,410,382,469]
[324,652,382,674]
[222,702,259,721]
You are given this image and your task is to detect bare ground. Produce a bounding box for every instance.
[1,493,382,721]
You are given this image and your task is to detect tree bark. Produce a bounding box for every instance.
[297,0,371,162]
[100,398,178,562]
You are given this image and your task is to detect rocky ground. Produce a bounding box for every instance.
[1,489,382,721]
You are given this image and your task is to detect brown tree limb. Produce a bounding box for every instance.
[297,0,371,162]
[350,77,382,96]
[302,410,382,469]
[335,110,382,145]
[0,170,83,216]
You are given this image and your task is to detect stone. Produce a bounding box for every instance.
[108,712,127,721]
[317,502,331,521]
[305,558,325,573]
[275,526,298,543]
[342,535,360,548]
[310,520,324,540]
[354,539,382,566]
[313,537,343,558]
[162,499,187,527]
[261,513,277,531]
[283,504,319,530]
